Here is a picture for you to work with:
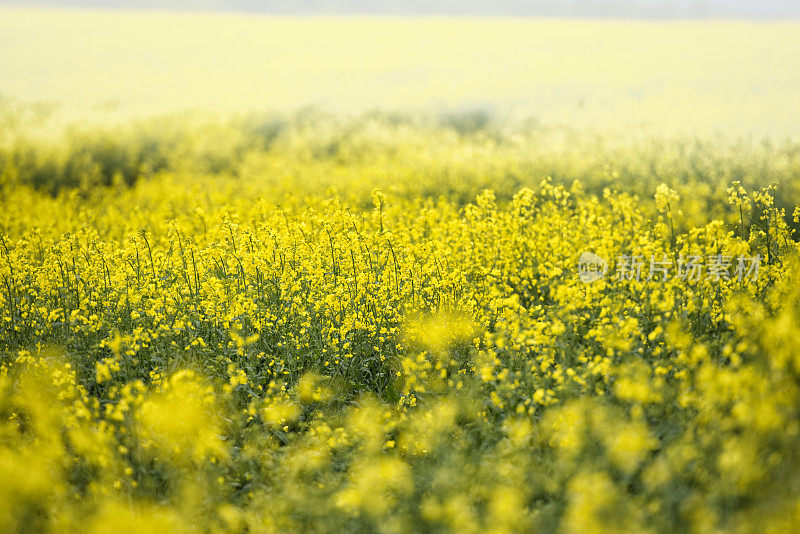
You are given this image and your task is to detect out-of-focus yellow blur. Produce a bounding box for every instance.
[1,8,799,135]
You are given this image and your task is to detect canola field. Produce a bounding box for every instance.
[2,10,800,534]
[2,108,800,533]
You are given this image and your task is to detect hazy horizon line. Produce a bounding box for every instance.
[2,6,799,21]
[2,1,799,20]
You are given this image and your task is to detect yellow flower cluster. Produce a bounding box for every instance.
[1,111,800,532]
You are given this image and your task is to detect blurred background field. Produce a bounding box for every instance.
[2,8,800,229]
[1,9,800,136]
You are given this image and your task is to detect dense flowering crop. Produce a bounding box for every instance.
[1,111,800,532]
